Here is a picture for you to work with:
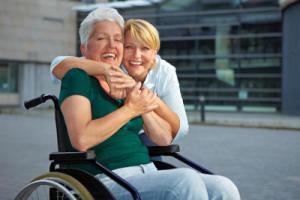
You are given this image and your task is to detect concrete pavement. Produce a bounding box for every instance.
[187,111,300,130]
[1,110,300,200]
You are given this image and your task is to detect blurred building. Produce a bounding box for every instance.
[281,0,300,115]
[1,0,299,115]
[0,0,107,107]
[75,0,290,113]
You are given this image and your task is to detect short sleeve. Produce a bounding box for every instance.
[50,56,70,84]
[59,68,91,105]
[160,69,189,141]
[155,58,189,141]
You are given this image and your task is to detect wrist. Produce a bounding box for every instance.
[99,62,110,76]
[122,104,139,118]
[142,111,152,118]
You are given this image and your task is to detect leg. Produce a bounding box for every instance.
[96,164,209,200]
[199,173,241,200]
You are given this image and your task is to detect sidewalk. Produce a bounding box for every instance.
[187,111,300,130]
[1,107,300,130]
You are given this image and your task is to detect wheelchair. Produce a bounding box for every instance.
[15,94,213,200]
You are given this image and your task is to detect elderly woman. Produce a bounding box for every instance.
[56,7,240,200]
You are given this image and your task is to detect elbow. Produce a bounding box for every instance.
[157,130,173,146]
[182,123,189,136]
[173,123,189,143]
[70,132,90,152]
[157,136,172,146]
[72,140,89,152]
[74,145,89,152]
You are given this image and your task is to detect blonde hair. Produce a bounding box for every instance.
[124,19,160,52]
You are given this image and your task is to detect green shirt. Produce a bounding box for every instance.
[59,68,150,175]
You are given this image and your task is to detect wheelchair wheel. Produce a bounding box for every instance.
[15,172,94,200]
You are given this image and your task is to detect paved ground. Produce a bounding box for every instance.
[187,111,300,130]
[1,111,300,200]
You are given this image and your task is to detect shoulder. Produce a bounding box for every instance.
[63,68,90,82]
[59,69,93,104]
[155,55,176,74]
[61,68,94,90]
[148,55,176,81]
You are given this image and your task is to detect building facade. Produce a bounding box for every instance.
[0,0,84,107]
[1,0,298,115]
[75,0,287,113]
[281,0,300,115]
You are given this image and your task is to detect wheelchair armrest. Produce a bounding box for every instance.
[49,150,96,162]
[148,144,180,156]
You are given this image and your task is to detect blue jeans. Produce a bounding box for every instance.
[95,162,240,200]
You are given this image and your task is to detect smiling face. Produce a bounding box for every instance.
[80,20,123,68]
[123,33,157,82]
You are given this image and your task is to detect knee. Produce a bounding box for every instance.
[210,175,241,200]
[173,168,209,200]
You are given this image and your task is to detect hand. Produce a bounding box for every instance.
[125,82,159,115]
[104,67,136,99]
[109,87,127,99]
[108,68,136,89]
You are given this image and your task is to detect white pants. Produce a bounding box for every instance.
[95,162,240,200]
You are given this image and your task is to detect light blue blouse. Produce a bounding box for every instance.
[50,55,189,141]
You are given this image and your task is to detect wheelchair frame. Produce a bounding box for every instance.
[15,94,213,200]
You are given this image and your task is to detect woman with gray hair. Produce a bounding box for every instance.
[55,7,240,200]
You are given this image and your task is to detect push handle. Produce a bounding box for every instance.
[24,94,46,109]
[24,94,59,110]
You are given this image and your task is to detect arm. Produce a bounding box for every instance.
[52,56,110,80]
[61,95,137,151]
[61,75,158,152]
[142,111,172,146]
[159,71,189,142]
[140,88,173,145]
[151,63,189,142]
[51,56,136,99]
[153,97,180,139]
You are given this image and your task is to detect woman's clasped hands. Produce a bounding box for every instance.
[103,65,136,99]
[125,82,159,116]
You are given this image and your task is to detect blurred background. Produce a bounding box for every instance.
[0,0,299,117]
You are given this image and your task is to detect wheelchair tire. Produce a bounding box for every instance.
[15,172,94,200]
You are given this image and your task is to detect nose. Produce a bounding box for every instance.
[133,48,141,58]
[108,38,116,48]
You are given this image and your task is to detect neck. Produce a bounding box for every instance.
[97,76,110,94]
[135,72,148,83]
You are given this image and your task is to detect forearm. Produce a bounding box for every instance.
[142,111,172,146]
[62,98,137,151]
[53,57,108,80]
[154,98,180,138]
[84,106,137,149]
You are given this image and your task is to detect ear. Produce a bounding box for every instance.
[80,44,86,56]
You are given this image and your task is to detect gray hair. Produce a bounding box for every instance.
[79,8,124,45]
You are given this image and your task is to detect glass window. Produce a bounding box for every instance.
[0,63,18,93]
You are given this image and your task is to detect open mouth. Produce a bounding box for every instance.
[129,61,142,66]
[102,53,116,59]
